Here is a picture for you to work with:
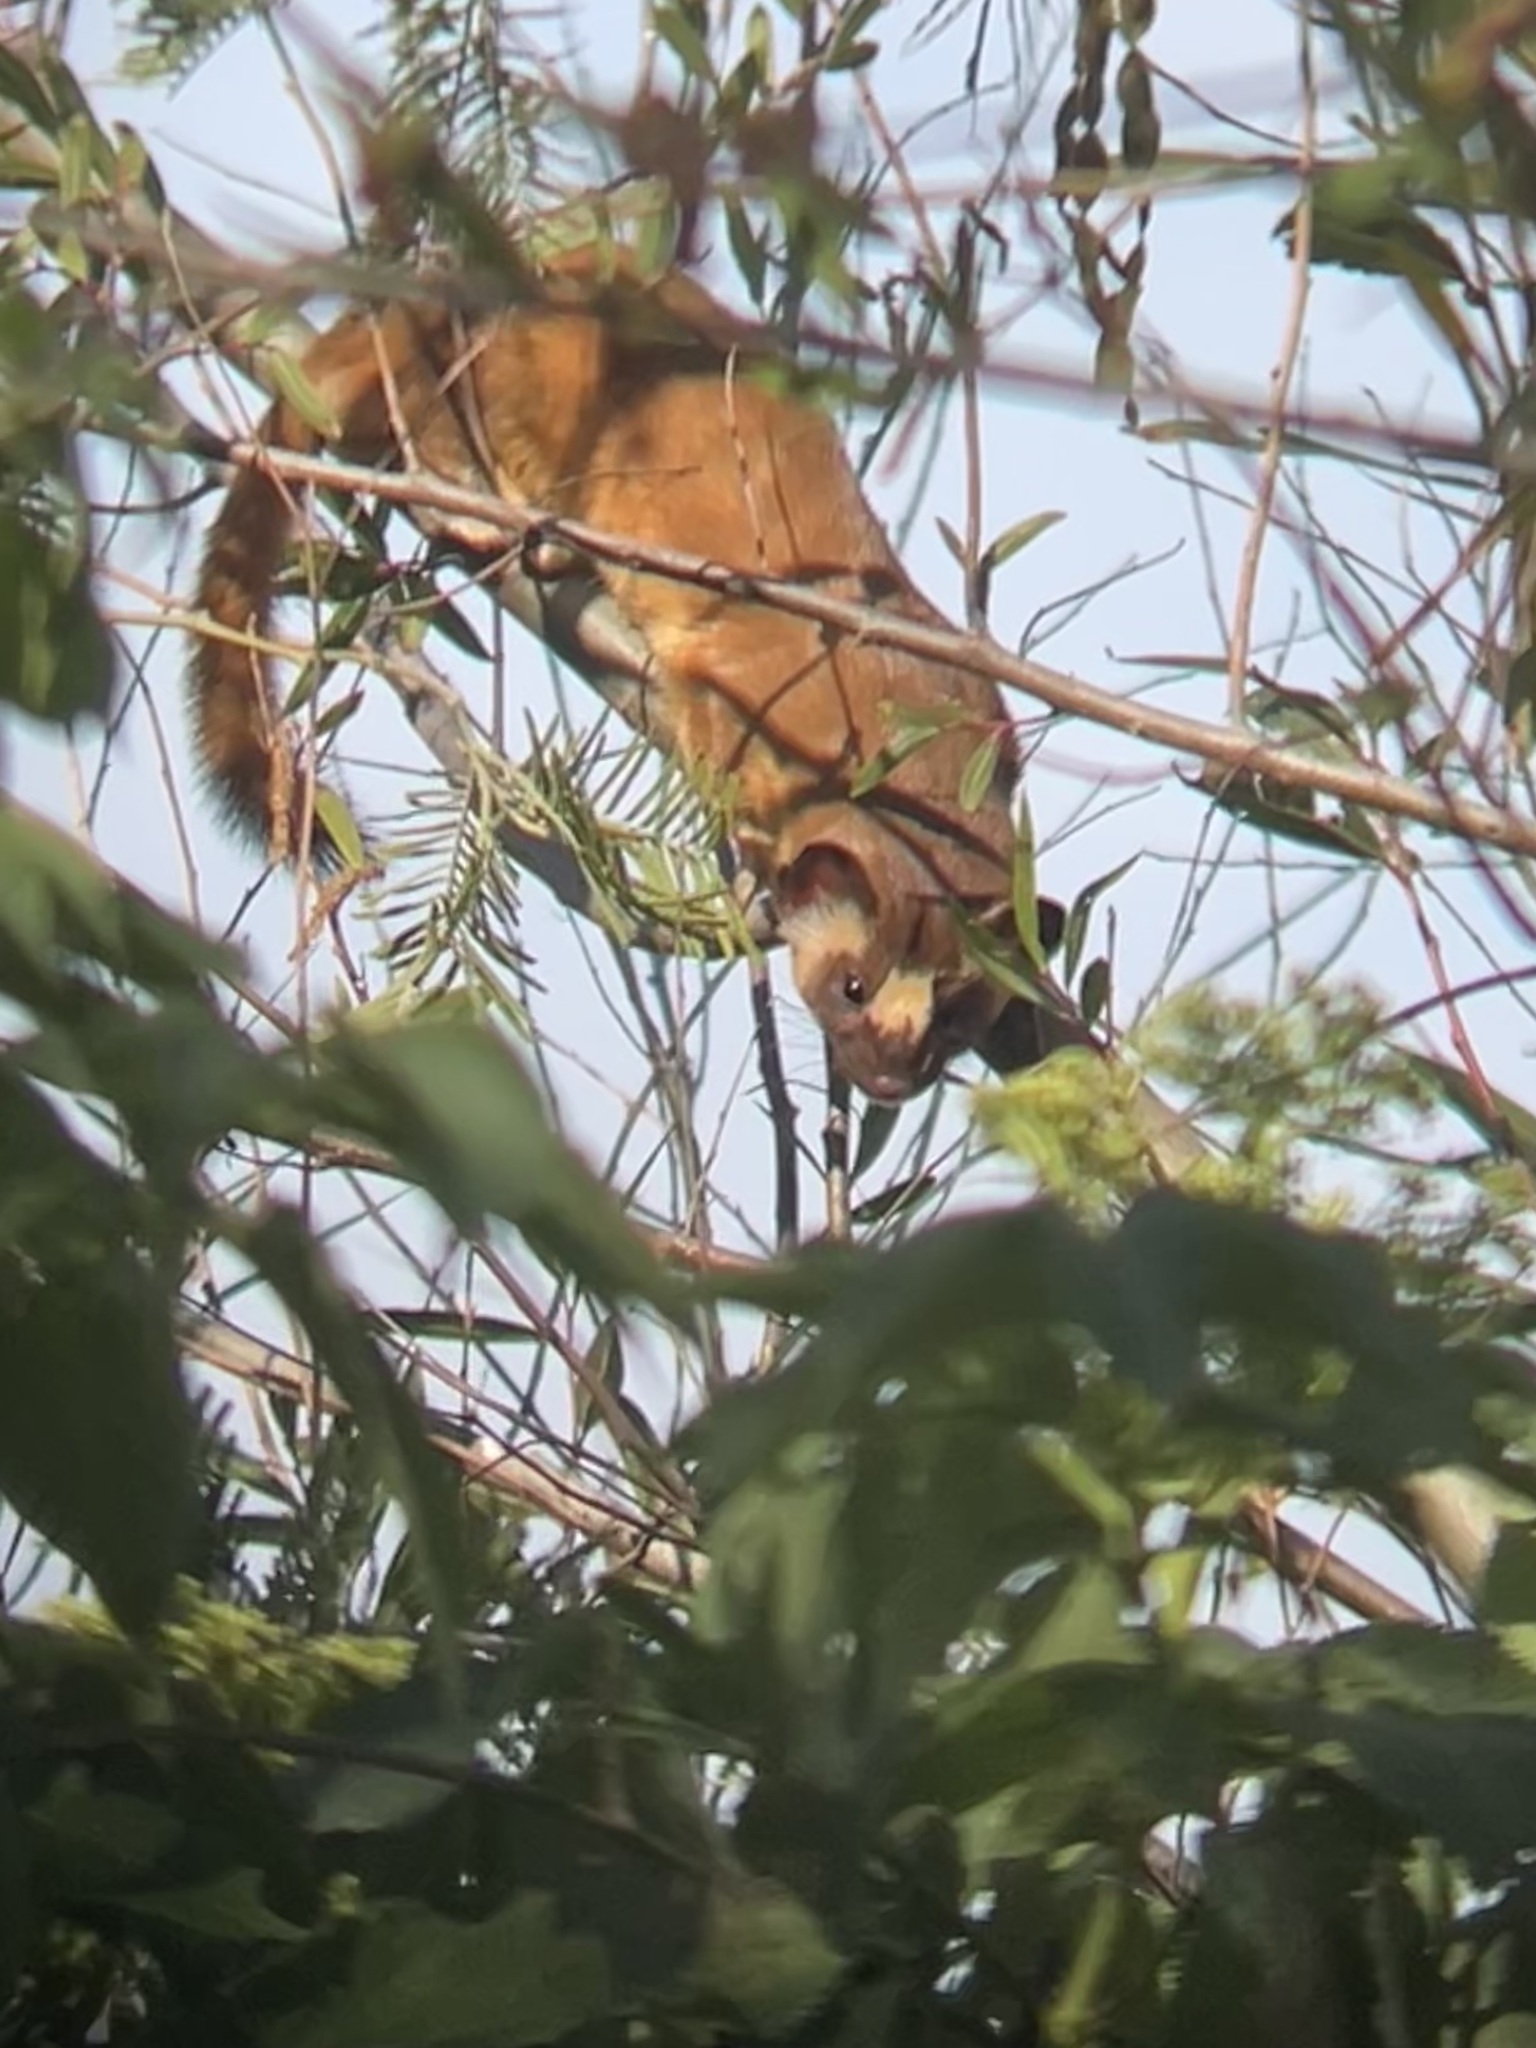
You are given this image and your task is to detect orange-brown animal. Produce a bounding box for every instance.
[190,249,1024,1099]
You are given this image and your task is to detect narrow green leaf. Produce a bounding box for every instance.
[1012,794,1045,973]
[1062,854,1136,984]
[980,509,1064,574]
[959,733,1001,814]
[651,6,716,83]
[235,1207,467,1663]
[267,349,344,438]
[934,515,965,566]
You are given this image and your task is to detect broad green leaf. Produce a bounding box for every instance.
[27,1768,184,1884]
[693,1432,849,1677]
[1108,1193,1484,1473]
[687,1875,843,2036]
[0,1253,196,1634]
[0,1075,197,1634]
[0,803,233,998]
[1475,2020,1536,2048]
[295,1665,479,1836]
[117,1868,308,1943]
[315,1018,690,1316]
[268,1893,610,2048]
[687,1204,1095,1497]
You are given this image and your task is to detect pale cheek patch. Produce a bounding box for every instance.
[866,970,934,1047]
[779,897,876,996]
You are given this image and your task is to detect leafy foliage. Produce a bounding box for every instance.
[11,3,1536,2045]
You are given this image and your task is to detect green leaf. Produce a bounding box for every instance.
[1045,1879,1157,2046]
[959,733,1001,814]
[28,1767,184,1884]
[822,35,878,71]
[981,510,1064,574]
[724,194,769,302]
[235,1207,467,1661]
[266,347,344,438]
[1107,1193,1484,1474]
[688,1204,1094,1498]
[1485,1524,1536,1627]
[118,1867,309,1943]
[906,1646,1230,1859]
[268,1893,611,2048]
[0,1776,28,2004]
[315,1017,691,1315]
[1475,2020,1536,2048]
[1194,762,1386,864]
[0,803,233,1000]
[0,458,112,724]
[1062,855,1136,985]
[1405,1051,1536,1169]
[1507,646,1536,751]
[424,586,492,662]
[312,784,367,868]
[850,1099,901,1180]
[696,1410,851,1630]
[1284,1633,1536,1876]
[1281,164,1469,288]
[1246,678,1361,751]
[1080,956,1110,1029]
[848,704,965,797]
[0,1088,197,1635]
[1012,793,1045,974]
[651,5,716,83]
[688,1875,842,2035]
[0,41,65,135]
[296,1667,479,1835]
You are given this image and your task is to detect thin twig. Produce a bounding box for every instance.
[176,1310,696,1590]
[1225,16,1316,723]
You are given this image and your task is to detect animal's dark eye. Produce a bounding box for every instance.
[842,972,868,1007]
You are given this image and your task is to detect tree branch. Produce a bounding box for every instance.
[200,437,1536,864]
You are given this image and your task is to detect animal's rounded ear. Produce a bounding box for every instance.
[776,839,878,918]
[976,891,1064,954]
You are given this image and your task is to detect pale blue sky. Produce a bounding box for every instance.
[20,0,1521,1429]
[0,0,1496,1623]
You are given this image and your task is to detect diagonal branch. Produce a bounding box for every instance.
[199,435,1536,864]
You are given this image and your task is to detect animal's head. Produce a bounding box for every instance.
[772,820,1010,1101]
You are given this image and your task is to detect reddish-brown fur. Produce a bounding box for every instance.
[189,252,1020,1097]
